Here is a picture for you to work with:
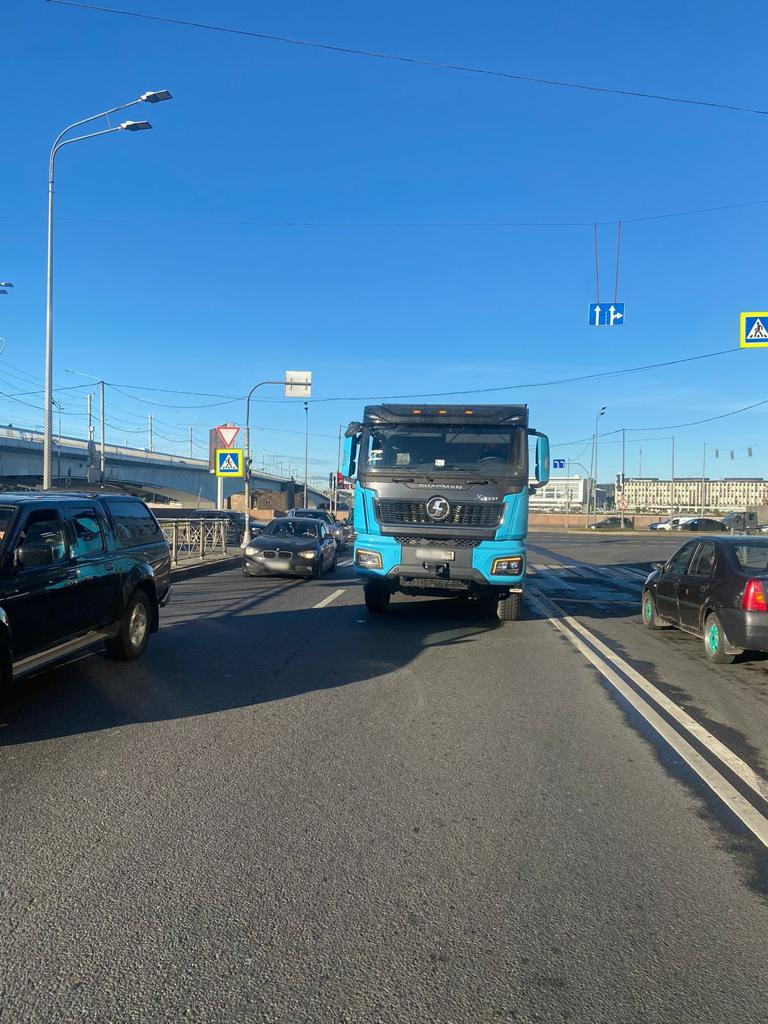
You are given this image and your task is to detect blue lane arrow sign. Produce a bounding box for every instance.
[589,302,625,326]
[552,459,566,470]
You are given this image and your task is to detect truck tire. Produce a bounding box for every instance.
[364,581,390,614]
[497,592,522,622]
[105,589,152,661]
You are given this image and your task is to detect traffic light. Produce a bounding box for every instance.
[616,472,624,493]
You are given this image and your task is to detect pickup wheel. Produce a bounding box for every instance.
[364,581,390,614]
[497,592,522,622]
[105,590,152,661]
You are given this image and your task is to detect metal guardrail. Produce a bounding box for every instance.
[159,518,229,565]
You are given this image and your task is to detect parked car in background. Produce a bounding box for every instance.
[642,536,768,663]
[652,516,695,531]
[342,516,356,544]
[674,517,727,532]
[243,517,338,578]
[286,508,345,551]
[587,516,633,530]
[0,492,171,698]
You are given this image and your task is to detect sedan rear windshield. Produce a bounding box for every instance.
[266,520,319,538]
[731,540,768,572]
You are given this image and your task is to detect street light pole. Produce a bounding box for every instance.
[303,401,309,509]
[242,380,284,548]
[590,406,607,524]
[42,90,171,489]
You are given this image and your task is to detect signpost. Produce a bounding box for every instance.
[740,313,768,348]
[209,424,241,509]
[588,302,625,327]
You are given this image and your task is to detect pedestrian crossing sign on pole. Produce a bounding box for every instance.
[740,312,768,348]
[215,448,244,477]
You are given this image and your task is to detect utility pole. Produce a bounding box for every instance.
[565,458,571,530]
[700,442,707,516]
[99,379,106,485]
[335,424,343,515]
[188,426,193,459]
[638,445,643,478]
[303,401,309,509]
[87,393,94,442]
[620,428,626,530]
[148,414,153,452]
[670,436,675,515]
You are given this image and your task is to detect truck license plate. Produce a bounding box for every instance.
[415,548,455,562]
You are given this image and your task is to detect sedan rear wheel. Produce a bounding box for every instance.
[703,612,735,665]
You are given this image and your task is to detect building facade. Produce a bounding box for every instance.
[529,476,591,511]
[621,477,768,512]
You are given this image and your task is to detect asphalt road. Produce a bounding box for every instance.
[1,541,767,1023]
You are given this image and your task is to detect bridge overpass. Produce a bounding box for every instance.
[0,427,328,507]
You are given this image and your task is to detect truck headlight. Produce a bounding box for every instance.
[356,549,383,569]
[491,556,523,575]
[298,550,316,560]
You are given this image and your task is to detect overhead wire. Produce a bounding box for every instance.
[46,1,768,117]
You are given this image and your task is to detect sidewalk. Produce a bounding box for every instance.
[170,548,241,581]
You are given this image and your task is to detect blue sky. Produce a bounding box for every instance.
[2,0,767,483]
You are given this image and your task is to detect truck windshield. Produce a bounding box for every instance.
[361,425,526,477]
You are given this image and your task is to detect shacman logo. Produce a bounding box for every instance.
[426,496,451,521]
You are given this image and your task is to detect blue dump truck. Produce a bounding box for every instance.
[342,404,550,620]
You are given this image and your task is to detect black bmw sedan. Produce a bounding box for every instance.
[243,517,337,579]
[641,536,768,663]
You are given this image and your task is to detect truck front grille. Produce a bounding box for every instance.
[394,536,483,548]
[376,500,504,528]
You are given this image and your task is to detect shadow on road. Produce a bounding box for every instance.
[0,585,506,746]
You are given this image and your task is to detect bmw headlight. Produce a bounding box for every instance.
[245,546,259,556]
[298,550,316,560]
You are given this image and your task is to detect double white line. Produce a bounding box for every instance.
[528,587,768,848]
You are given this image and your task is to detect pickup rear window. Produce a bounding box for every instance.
[105,498,160,548]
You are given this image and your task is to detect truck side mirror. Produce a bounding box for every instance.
[342,434,359,478]
[533,433,550,488]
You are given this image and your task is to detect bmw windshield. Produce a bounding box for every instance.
[360,425,527,479]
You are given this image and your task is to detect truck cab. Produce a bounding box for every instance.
[342,404,549,620]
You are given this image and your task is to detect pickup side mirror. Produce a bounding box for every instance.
[16,542,56,568]
[651,561,665,573]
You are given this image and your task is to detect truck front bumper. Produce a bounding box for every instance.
[353,537,525,593]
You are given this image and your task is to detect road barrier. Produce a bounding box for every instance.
[159,518,229,565]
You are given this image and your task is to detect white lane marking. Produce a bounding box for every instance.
[313,588,346,609]
[339,559,353,567]
[528,588,768,848]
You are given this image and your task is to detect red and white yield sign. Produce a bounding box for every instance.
[216,424,240,448]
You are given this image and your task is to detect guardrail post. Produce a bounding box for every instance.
[199,518,205,560]
[172,521,178,565]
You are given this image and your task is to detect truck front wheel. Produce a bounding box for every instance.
[497,592,522,622]
[364,581,391,614]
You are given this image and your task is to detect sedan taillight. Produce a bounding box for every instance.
[741,579,767,612]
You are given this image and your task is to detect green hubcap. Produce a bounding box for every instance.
[643,598,652,622]
[708,623,719,653]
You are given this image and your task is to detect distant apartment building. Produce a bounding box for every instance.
[529,476,591,510]
[621,477,768,511]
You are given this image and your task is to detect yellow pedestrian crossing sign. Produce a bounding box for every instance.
[215,448,244,477]
[741,312,768,348]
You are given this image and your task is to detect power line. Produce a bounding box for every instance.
[308,347,739,403]
[5,197,768,229]
[46,1,768,117]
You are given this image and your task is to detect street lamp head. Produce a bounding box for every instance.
[0,282,13,288]
[598,406,607,416]
[0,290,7,296]
[140,90,173,104]
[120,120,153,132]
